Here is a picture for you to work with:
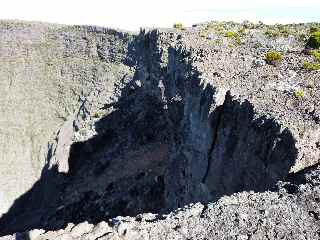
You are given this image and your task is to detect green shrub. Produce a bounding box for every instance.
[310,26,320,33]
[307,31,320,49]
[265,51,283,65]
[311,50,320,61]
[225,31,241,45]
[294,90,305,98]
[303,61,320,71]
[173,23,184,30]
[225,31,236,38]
[303,49,320,70]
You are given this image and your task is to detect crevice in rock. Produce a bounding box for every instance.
[203,95,298,201]
[201,94,228,183]
[95,233,112,240]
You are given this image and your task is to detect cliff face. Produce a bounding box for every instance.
[0,21,134,216]
[1,20,320,239]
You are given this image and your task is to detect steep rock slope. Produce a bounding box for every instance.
[1,21,320,239]
[0,20,134,215]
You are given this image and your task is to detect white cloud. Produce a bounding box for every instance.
[0,0,319,30]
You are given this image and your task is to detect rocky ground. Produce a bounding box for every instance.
[0,20,320,239]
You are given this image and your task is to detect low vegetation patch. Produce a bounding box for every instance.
[173,23,184,30]
[310,26,320,33]
[303,61,320,71]
[307,31,320,49]
[225,31,237,38]
[198,22,245,45]
[294,90,305,98]
[303,49,320,71]
[225,31,241,45]
[265,51,283,65]
[311,50,320,61]
[264,25,291,38]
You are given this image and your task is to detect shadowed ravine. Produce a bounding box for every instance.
[0,31,298,235]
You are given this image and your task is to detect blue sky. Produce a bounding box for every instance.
[0,0,319,30]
